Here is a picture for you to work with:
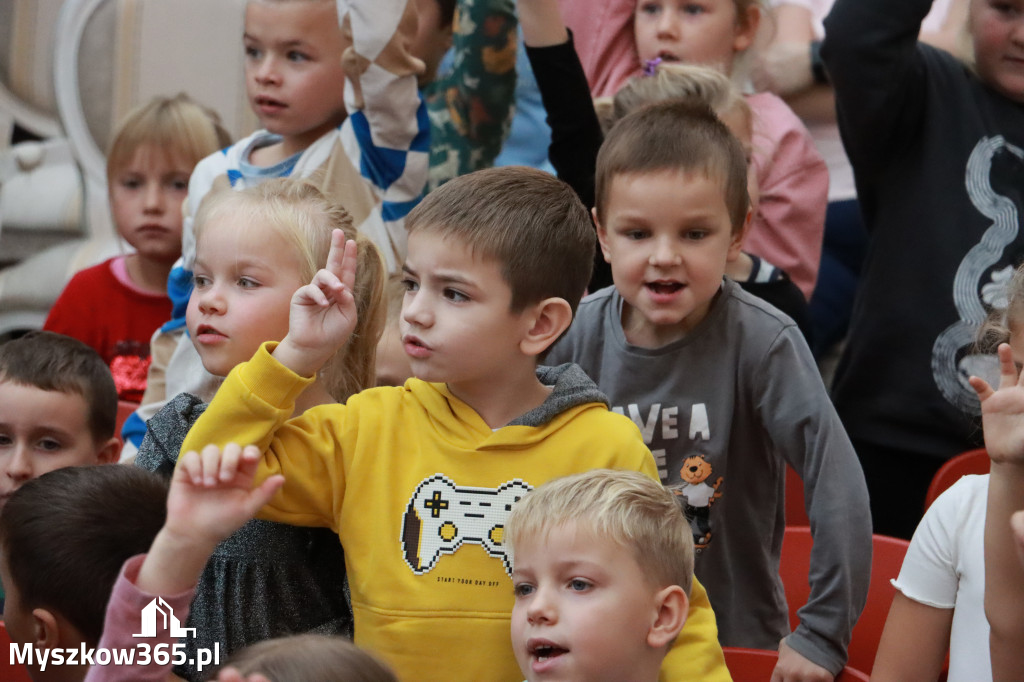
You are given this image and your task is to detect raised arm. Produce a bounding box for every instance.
[970,344,1024,680]
[426,0,518,190]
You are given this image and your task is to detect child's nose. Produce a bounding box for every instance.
[143,182,165,212]
[255,56,281,85]
[402,292,433,328]
[649,239,682,266]
[3,446,33,482]
[526,587,558,624]
[657,11,680,38]
[197,284,227,315]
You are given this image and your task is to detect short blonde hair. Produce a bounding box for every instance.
[106,93,231,185]
[506,469,694,593]
[193,178,385,400]
[222,634,397,682]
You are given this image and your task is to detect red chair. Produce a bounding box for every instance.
[723,646,869,681]
[1,621,33,682]
[779,527,910,675]
[924,448,990,511]
[785,465,809,526]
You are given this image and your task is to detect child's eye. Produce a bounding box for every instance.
[237,277,260,289]
[168,176,190,191]
[400,278,419,293]
[443,288,469,303]
[626,229,649,241]
[686,229,709,240]
[637,1,662,16]
[0,434,12,446]
[568,579,592,592]
[287,50,310,62]
[244,45,261,59]
[682,3,706,15]
[36,438,62,452]
[119,177,142,190]
[513,583,535,598]
[193,274,211,288]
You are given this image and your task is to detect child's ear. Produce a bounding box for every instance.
[733,4,761,54]
[519,298,574,357]
[727,209,752,263]
[592,207,612,264]
[30,608,62,650]
[647,585,689,649]
[95,436,122,465]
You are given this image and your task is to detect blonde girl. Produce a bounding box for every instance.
[211,634,398,682]
[134,177,385,681]
[45,93,231,402]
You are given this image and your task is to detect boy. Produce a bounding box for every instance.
[180,166,731,681]
[544,101,872,680]
[125,0,429,451]
[0,332,121,512]
[506,469,693,682]
[0,465,169,681]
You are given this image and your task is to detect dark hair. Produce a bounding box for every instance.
[219,634,398,682]
[0,331,118,442]
[406,166,594,314]
[0,465,168,645]
[594,99,750,234]
[435,0,456,27]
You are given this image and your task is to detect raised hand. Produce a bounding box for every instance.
[275,229,359,377]
[136,443,284,595]
[969,343,1024,463]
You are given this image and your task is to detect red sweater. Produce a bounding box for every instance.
[45,257,171,402]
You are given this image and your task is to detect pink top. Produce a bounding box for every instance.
[559,0,638,97]
[83,555,197,682]
[746,92,828,298]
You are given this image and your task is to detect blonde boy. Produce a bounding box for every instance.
[545,101,872,679]
[507,469,693,682]
[181,166,730,681]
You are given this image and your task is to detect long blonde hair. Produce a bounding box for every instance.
[194,178,386,400]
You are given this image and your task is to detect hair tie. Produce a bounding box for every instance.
[642,57,662,77]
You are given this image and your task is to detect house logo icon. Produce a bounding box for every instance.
[132,597,197,639]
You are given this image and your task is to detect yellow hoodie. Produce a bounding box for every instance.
[181,343,730,681]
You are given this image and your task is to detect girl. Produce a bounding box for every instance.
[872,264,1024,682]
[556,0,828,298]
[44,94,230,402]
[824,0,1024,541]
[213,634,398,682]
[134,177,385,682]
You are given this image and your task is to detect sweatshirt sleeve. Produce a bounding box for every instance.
[821,0,934,176]
[178,343,349,531]
[427,0,517,190]
[82,555,195,682]
[756,325,872,674]
[526,33,603,209]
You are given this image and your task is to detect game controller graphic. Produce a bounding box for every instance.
[401,474,532,576]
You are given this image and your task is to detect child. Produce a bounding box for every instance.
[0,465,169,681]
[544,100,871,680]
[134,178,385,681]
[506,469,693,682]
[822,0,1024,540]
[870,264,1024,682]
[213,633,398,682]
[43,94,230,402]
[127,0,428,451]
[557,0,828,298]
[180,166,731,681]
[0,331,121,513]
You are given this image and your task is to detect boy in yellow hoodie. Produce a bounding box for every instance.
[180,166,729,681]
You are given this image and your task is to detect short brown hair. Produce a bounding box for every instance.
[223,634,398,682]
[0,465,168,646]
[0,331,118,443]
[595,100,749,234]
[506,469,694,593]
[407,167,594,314]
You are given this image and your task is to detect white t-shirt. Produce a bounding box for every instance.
[892,474,991,682]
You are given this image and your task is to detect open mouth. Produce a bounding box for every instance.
[646,281,684,295]
[196,324,225,338]
[530,642,569,663]
[658,51,681,62]
[254,95,286,109]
